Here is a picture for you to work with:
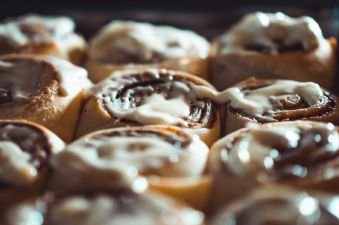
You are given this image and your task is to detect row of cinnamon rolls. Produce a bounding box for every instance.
[0,119,338,224]
[0,12,336,89]
[0,58,338,224]
[0,11,338,225]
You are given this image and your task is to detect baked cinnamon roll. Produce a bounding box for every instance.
[0,54,92,142]
[51,126,210,210]
[208,121,339,211]
[222,78,339,134]
[86,21,210,82]
[0,120,64,210]
[1,189,204,225]
[210,12,337,90]
[76,69,220,146]
[211,186,339,224]
[0,14,86,64]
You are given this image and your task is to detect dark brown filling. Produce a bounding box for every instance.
[0,88,12,104]
[100,71,217,129]
[244,39,305,54]
[0,123,50,189]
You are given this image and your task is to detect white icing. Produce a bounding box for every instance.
[0,14,75,46]
[5,192,204,225]
[215,122,338,176]
[96,70,208,127]
[106,93,190,126]
[53,129,208,178]
[216,12,325,55]
[0,141,38,187]
[224,80,324,120]
[89,21,209,63]
[212,187,331,225]
[0,124,47,187]
[95,68,325,124]
[43,56,90,96]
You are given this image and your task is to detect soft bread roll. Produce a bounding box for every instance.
[210,12,336,90]
[86,21,210,82]
[0,14,86,64]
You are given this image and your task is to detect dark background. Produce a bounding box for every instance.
[1,0,339,93]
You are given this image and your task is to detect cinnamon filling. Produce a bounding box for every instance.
[229,80,335,123]
[244,40,305,54]
[100,71,216,128]
[0,88,12,104]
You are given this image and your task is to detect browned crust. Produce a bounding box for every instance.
[86,56,209,83]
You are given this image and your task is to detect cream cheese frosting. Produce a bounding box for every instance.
[93,69,215,128]
[214,12,325,55]
[0,124,47,187]
[52,127,208,181]
[89,21,210,63]
[212,187,339,225]
[4,191,204,225]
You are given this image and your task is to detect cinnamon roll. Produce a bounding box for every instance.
[86,21,210,83]
[51,126,211,210]
[76,69,220,146]
[0,119,64,210]
[208,121,339,211]
[1,189,204,225]
[222,78,339,134]
[211,186,339,224]
[210,12,337,90]
[0,54,92,142]
[0,14,86,64]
